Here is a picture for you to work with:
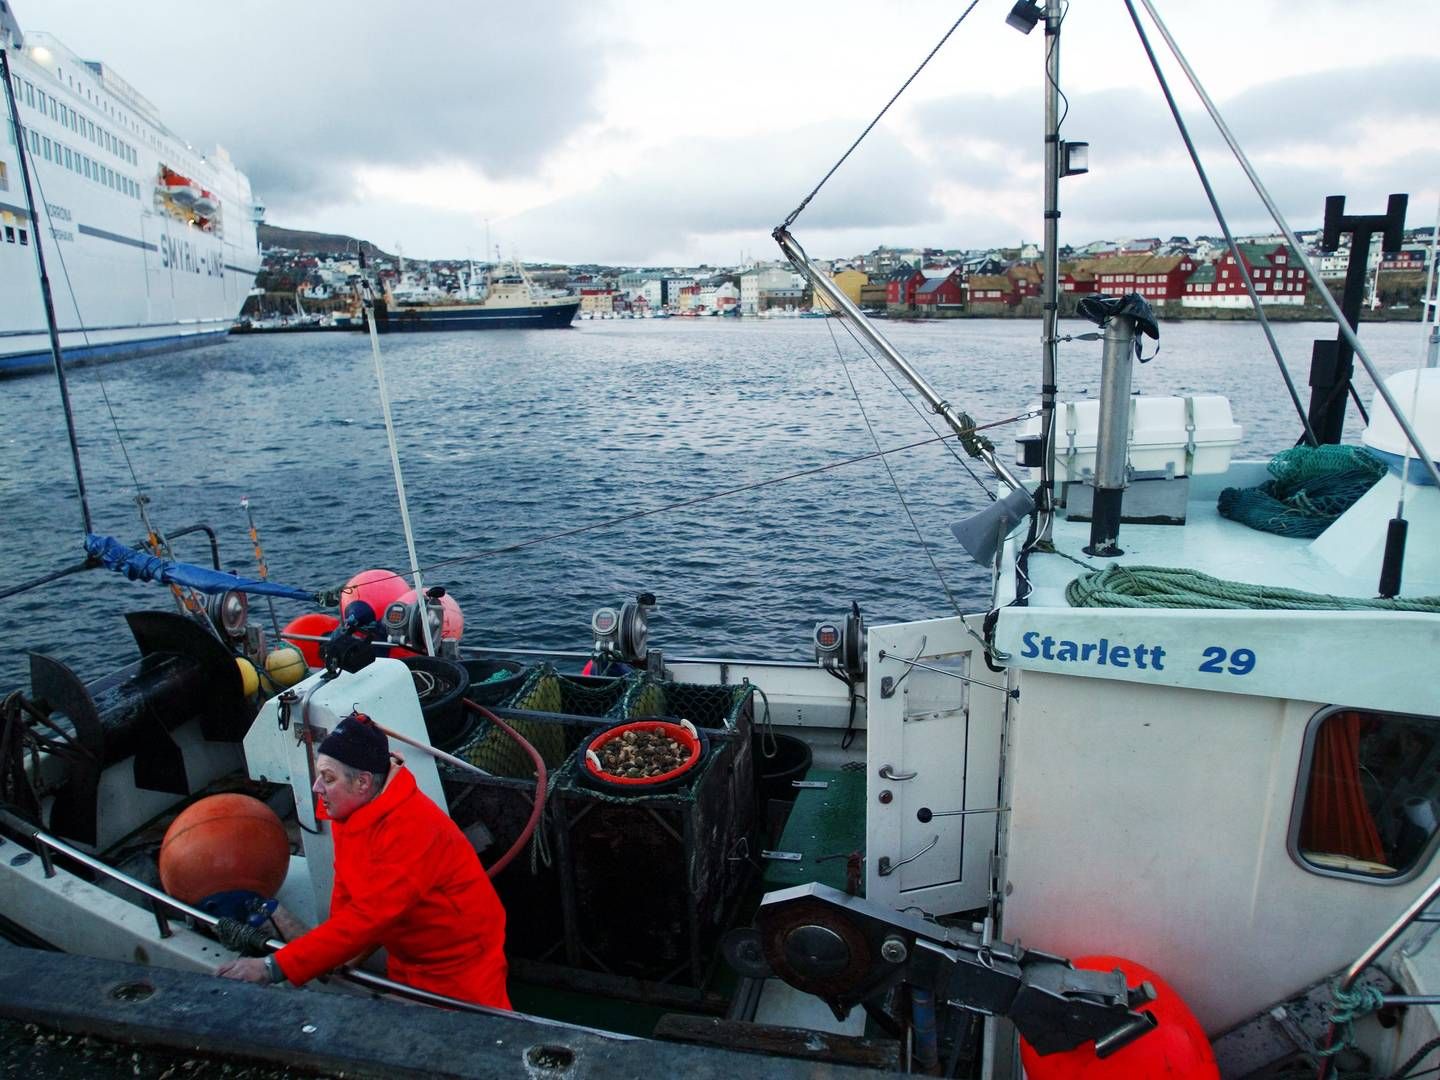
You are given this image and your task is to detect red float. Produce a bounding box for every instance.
[340,568,409,622]
[158,794,290,904]
[1019,954,1218,1079]
[279,611,341,667]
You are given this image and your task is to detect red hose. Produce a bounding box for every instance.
[462,698,546,879]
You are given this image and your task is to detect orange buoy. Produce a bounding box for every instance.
[340,569,409,622]
[278,611,340,668]
[1019,955,1218,1079]
[158,794,290,905]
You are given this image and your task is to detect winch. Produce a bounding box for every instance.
[588,593,667,677]
[378,585,462,657]
[731,883,1158,1058]
[813,601,866,683]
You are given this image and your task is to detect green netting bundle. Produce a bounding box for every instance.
[1217,444,1387,538]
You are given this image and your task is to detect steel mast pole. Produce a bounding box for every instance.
[1037,0,1062,542]
[1,48,93,536]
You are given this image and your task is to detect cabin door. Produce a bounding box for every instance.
[865,614,1008,915]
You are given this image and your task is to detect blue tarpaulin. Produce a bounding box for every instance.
[84,534,315,602]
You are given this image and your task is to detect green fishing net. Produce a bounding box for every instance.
[1217,444,1386,538]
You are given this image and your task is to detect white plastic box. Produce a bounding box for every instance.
[1016,395,1243,482]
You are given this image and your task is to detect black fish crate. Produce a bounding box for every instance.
[440,703,610,963]
[552,722,757,988]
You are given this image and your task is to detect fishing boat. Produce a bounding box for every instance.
[1,3,1439,1078]
[374,258,580,332]
[0,8,261,377]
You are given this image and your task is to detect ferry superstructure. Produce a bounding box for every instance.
[0,11,261,376]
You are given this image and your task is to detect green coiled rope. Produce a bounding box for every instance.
[1066,564,1440,613]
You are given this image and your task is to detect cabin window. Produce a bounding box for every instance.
[17,228,25,245]
[4,225,13,243]
[1292,706,1440,883]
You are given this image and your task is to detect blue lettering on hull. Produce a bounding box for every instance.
[1019,630,1256,677]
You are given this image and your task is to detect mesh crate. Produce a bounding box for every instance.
[456,665,634,778]
[553,723,757,987]
[619,678,755,738]
[441,706,610,963]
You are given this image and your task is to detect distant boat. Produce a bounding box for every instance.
[375,261,579,332]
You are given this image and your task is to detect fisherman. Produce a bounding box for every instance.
[217,711,511,1009]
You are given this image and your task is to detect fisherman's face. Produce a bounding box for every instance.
[313,753,373,821]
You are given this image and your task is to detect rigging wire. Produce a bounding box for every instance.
[822,317,965,617]
[1120,0,1317,448]
[828,311,1005,498]
[1135,0,1440,492]
[328,414,1038,599]
[779,0,982,231]
[1046,0,1071,131]
[22,147,151,498]
[1,51,92,537]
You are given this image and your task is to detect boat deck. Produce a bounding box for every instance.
[1016,461,1438,607]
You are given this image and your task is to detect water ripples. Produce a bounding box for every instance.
[0,316,1426,687]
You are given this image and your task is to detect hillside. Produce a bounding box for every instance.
[258,224,392,260]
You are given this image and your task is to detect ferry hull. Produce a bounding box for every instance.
[375,300,580,332]
[1,33,260,379]
[0,325,233,376]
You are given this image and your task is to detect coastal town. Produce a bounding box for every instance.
[246,222,1437,327]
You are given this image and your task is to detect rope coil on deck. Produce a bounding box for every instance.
[1065,564,1440,612]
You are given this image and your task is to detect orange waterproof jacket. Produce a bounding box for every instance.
[275,766,510,1009]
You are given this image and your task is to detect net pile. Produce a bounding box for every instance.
[1217,444,1387,538]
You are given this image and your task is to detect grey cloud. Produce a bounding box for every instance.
[914,56,1438,170]
[1224,58,1440,149]
[503,122,942,263]
[37,3,608,214]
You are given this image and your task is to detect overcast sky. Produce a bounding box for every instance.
[20,1,1440,266]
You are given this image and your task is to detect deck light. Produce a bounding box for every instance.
[1006,1,1044,34]
[1062,141,1090,177]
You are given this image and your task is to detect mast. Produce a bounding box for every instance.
[1037,0,1062,542]
[1,47,93,536]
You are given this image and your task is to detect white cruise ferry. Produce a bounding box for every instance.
[0,5,261,376]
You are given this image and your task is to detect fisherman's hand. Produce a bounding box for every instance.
[217,957,270,984]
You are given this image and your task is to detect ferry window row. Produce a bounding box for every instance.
[24,128,141,202]
[11,73,139,170]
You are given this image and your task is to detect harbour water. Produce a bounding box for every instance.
[0,317,1428,690]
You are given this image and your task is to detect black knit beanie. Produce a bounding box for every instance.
[319,711,390,775]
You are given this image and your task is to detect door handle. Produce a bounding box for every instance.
[878,764,917,781]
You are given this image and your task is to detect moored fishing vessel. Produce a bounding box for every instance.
[0,7,261,377]
[375,259,579,332]
[1,2,1440,1078]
